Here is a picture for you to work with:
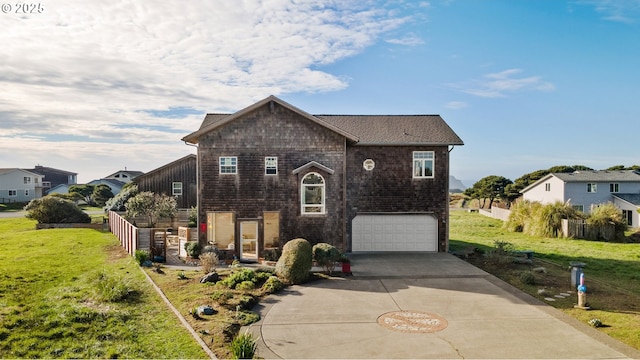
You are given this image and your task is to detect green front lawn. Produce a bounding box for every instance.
[0,218,206,359]
[450,210,640,350]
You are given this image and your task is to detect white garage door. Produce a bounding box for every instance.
[351,214,438,252]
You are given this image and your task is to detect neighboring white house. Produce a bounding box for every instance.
[521,170,640,228]
[104,169,144,184]
[87,178,127,195]
[0,168,45,203]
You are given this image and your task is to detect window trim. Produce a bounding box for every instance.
[609,183,619,193]
[545,183,551,192]
[265,156,278,175]
[301,172,325,215]
[587,183,597,193]
[25,189,29,196]
[412,151,435,179]
[219,156,238,174]
[23,177,31,184]
[8,189,17,197]
[172,182,183,196]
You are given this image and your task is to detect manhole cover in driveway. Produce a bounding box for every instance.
[377,311,448,333]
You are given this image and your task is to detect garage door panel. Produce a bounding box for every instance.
[352,215,437,252]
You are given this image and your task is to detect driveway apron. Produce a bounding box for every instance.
[247,253,640,359]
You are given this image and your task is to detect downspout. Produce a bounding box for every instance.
[445,145,456,252]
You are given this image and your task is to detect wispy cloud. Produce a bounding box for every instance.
[578,0,640,23]
[386,33,425,46]
[444,101,468,110]
[0,0,415,180]
[453,69,555,98]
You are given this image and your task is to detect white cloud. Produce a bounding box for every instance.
[579,0,640,23]
[444,101,468,109]
[0,0,413,182]
[454,69,555,98]
[386,33,425,46]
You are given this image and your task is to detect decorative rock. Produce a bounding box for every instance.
[537,289,548,296]
[544,297,556,302]
[532,267,547,273]
[200,272,219,283]
[197,305,216,316]
[554,294,566,298]
[559,292,571,297]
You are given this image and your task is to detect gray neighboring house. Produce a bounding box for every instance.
[104,170,144,184]
[521,170,640,228]
[88,178,127,196]
[0,168,45,202]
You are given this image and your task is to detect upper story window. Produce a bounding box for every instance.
[587,183,597,193]
[23,177,31,184]
[172,182,183,196]
[609,183,619,193]
[265,157,278,175]
[301,172,325,215]
[219,156,237,174]
[545,183,551,191]
[413,151,434,178]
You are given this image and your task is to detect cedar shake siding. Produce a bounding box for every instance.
[133,154,197,209]
[195,101,348,249]
[183,95,463,258]
[345,145,451,252]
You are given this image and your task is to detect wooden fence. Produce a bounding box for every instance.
[109,210,138,256]
[561,219,616,241]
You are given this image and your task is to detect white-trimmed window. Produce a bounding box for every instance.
[573,204,584,212]
[219,156,237,174]
[545,183,551,191]
[23,177,31,184]
[172,182,183,196]
[301,172,325,214]
[265,157,278,175]
[413,151,434,178]
[8,190,17,197]
[25,189,29,196]
[609,183,619,193]
[587,183,597,193]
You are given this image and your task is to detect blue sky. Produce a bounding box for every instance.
[1,0,639,186]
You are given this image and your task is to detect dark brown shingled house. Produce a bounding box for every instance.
[182,95,463,261]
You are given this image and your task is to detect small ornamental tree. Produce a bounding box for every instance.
[125,191,177,227]
[312,242,341,274]
[68,184,96,205]
[24,196,91,224]
[91,184,114,207]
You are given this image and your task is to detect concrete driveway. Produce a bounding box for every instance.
[247,253,640,359]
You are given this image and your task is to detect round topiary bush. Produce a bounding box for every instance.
[275,238,312,284]
[24,196,91,224]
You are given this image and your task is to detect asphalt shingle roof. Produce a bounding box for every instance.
[614,193,640,206]
[191,96,464,146]
[553,170,640,182]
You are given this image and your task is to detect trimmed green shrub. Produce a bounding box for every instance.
[221,268,256,289]
[236,280,255,291]
[262,276,284,294]
[312,242,341,274]
[211,290,233,305]
[24,196,91,224]
[275,238,312,284]
[184,242,201,258]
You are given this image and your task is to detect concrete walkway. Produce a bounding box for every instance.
[247,253,640,359]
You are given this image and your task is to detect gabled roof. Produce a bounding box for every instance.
[28,165,77,176]
[521,170,640,193]
[613,193,640,206]
[134,154,196,181]
[182,95,359,144]
[88,178,126,188]
[182,95,464,146]
[0,168,42,177]
[105,170,145,179]
[292,161,335,175]
[317,115,463,145]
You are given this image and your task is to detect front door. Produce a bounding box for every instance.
[240,221,258,261]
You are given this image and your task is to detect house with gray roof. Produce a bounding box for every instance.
[521,170,640,227]
[182,95,463,261]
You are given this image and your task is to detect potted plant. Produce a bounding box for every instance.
[339,254,351,273]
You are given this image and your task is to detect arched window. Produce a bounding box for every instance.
[301,172,325,214]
